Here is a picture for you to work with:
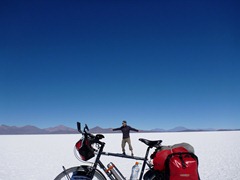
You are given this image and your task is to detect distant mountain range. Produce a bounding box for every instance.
[0,125,78,135]
[0,124,239,135]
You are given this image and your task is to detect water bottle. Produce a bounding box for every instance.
[130,162,140,180]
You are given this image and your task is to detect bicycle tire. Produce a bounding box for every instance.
[143,169,164,180]
[54,165,107,180]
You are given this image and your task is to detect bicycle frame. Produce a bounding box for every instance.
[85,137,156,180]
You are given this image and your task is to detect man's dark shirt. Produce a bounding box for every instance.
[113,125,138,139]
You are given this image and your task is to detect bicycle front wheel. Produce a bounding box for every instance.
[54,165,107,180]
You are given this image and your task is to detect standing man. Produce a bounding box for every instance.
[113,120,139,156]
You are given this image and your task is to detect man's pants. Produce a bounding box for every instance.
[121,137,133,152]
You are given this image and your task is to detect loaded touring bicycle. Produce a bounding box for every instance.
[54,122,200,180]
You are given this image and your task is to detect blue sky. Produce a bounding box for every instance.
[1,0,239,130]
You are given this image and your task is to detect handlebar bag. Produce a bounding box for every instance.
[75,138,95,161]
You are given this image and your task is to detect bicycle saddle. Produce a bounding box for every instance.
[139,138,162,148]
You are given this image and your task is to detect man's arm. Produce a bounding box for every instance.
[129,126,139,132]
[112,127,121,131]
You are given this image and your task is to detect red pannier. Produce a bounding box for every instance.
[152,146,189,171]
[151,143,200,180]
[165,152,200,180]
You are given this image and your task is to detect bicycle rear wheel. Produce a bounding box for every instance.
[54,165,107,180]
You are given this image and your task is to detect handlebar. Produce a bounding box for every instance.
[77,122,105,143]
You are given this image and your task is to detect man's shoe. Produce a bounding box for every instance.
[122,152,126,155]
